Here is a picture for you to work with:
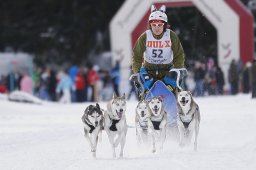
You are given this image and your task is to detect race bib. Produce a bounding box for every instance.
[144,29,173,64]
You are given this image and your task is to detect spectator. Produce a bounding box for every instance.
[56,70,73,103]
[38,68,50,100]
[20,71,33,94]
[111,60,122,96]
[48,69,57,101]
[83,66,89,101]
[101,70,113,101]
[74,67,85,102]
[251,58,256,98]
[0,76,7,93]
[205,58,217,95]
[242,62,251,93]
[6,70,21,93]
[87,64,100,102]
[228,59,239,95]
[68,65,79,102]
[215,65,225,95]
[193,61,205,97]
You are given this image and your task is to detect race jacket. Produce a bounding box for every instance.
[132,29,185,79]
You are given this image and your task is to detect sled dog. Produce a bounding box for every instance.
[147,96,167,153]
[81,103,104,158]
[135,99,150,145]
[177,91,200,151]
[104,93,128,158]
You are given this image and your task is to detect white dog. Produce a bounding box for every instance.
[177,91,200,151]
[104,93,128,158]
[147,96,167,153]
[81,103,104,158]
[135,100,150,145]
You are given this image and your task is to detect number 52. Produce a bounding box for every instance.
[152,49,163,58]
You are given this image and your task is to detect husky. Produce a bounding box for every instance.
[104,93,128,158]
[176,91,200,151]
[135,100,150,145]
[147,96,167,153]
[81,103,104,158]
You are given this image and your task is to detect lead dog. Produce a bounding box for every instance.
[104,93,128,158]
[147,96,167,153]
[81,103,104,158]
[135,99,150,145]
[177,91,200,151]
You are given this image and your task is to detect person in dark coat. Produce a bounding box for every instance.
[251,59,256,98]
[193,61,205,97]
[215,65,225,95]
[242,62,251,93]
[48,69,57,101]
[228,59,239,95]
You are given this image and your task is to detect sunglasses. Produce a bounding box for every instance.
[151,23,164,27]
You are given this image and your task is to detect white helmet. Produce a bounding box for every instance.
[148,5,167,23]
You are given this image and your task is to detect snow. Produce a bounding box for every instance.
[0,94,256,170]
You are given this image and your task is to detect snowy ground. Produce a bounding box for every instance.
[0,94,256,170]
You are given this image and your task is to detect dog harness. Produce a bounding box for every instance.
[138,119,148,130]
[84,118,96,133]
[150,115,164,130]
[179,113,195,129]
[108,115,120,131]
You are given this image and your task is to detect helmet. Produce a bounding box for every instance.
[149,11,167,23]
[148,5,167,23]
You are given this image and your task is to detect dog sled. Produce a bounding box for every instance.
[130,68,187,126]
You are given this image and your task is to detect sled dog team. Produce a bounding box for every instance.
[81,91,200,158]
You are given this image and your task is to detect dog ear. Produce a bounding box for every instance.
[121,93,126,100]
[151,4,157,12]
[113,92,117,99]
[96,103,100,109]
[84,105,89,113]
[158,95,163,102]
[188,91,192,97]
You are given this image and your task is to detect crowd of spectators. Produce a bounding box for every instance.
[185,58,256,98]
[0,58,256,102]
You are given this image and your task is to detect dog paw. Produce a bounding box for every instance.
[152,149,156,153]
[91,149,96,152]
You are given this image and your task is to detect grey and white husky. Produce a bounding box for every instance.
[104,93,128,158]
[147,96,167,153]
[135,100,150,145]
[177,91,200,151]
[81,103,104,158]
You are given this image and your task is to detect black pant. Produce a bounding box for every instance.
[113,84,120,96]
[252,83,256,98]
